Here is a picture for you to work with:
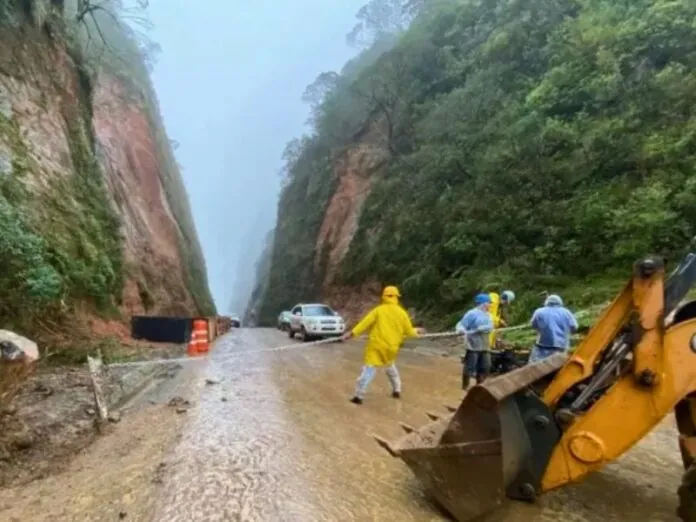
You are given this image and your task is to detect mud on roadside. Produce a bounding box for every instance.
[0,342,186,488]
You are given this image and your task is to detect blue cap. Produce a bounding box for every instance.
[474,293,491,305]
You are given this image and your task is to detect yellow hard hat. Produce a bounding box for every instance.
[382,285,401,298]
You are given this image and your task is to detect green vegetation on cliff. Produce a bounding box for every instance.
[0,2,125,331]
[260,0,696,326]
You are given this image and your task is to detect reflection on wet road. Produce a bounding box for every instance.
[153,329,682,522]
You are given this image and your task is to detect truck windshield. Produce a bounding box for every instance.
[303,305,334,317]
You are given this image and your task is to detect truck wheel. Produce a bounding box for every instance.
[301,327,311,342]
[677,463,696,521]
[288,327,295,339]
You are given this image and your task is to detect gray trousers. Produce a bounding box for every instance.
[354,365,401,398]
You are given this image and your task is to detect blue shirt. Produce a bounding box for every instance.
[530,305,578,349]
[456,308,494,351]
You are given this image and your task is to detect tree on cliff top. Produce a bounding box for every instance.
[346,0,423,49]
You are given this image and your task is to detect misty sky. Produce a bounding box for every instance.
[146,0,365,312]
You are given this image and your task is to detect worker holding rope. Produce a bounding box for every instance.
[457,293,495,390]
[528,294,578,363]
[488,289,515,349]
[342,285,425,405]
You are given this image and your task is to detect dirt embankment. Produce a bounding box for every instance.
[0,341,186,489]
[0,400,191,522]
[0,340,205,522]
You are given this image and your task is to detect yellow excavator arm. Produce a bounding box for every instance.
[540,256,696,493]
[376,253,696,522]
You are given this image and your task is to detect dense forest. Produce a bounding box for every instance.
[255,0,696,326]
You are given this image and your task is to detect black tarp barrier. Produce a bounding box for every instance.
[130,316,193,343]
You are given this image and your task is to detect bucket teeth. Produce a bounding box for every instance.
[399,422,416,434]
[426,411,441,421]
[373,434,400,457]
[443,404,458,413]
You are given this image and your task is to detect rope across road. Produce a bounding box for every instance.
[106,323,534,369]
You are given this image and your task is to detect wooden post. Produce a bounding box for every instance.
[87,354,108,429]
[207,317,216,343]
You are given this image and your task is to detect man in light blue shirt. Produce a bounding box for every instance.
[456,293,495,389]
[529,294,578,363]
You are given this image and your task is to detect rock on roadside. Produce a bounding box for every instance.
[0,330,39,413]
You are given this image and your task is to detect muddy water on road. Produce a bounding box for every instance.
[154,329,681,521]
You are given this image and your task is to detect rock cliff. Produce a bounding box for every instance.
[311,122,389,324]
[0,1,214,344]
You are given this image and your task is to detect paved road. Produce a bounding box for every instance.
[151,329,683,522]
[152,328,461,521]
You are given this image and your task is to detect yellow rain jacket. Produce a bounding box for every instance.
[352,286,419,367]
[489,292,501,347]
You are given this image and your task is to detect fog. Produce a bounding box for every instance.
[145,0,365,313]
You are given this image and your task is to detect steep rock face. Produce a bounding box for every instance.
[251,119,390,326]
[92,78,196,316]
[312,123,389,323]
[0,8,213,340]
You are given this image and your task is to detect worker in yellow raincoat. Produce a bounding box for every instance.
[341,286,424,405]
[488,290,515,348]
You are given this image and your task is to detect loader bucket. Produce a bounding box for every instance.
[377,353,567,522]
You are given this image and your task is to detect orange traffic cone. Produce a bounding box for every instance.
[193,319,209,354]
[187,319,209,356]
[187,328,199,356]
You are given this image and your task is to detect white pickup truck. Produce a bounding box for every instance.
[287,303,345,342]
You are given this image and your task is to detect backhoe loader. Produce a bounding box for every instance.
[375,252,696,521]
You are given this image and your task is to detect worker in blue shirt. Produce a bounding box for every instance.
[529,294,578,363]
[456,293,495,389]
